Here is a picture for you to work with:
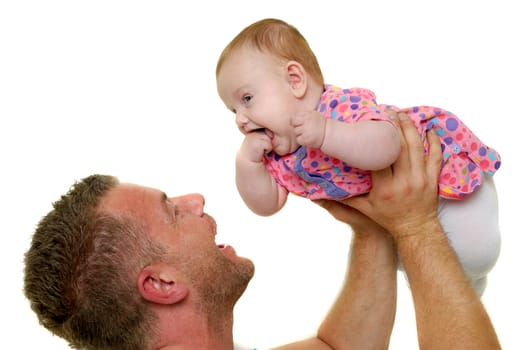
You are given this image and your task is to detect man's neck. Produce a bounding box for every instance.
[153,307,235,350]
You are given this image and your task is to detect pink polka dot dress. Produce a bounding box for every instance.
[263,85,501,200]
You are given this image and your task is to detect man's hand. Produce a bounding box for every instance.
[342,113,443,239]
[291,111,326,148]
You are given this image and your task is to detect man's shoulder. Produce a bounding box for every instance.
[234,344,259,350]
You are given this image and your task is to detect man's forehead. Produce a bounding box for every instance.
[99,183,161,214]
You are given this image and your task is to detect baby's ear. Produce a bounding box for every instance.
[137,263,189,305]
[286,61,307,98]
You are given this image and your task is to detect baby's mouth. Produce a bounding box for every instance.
[252,128,274,139]
[264,129,274,139]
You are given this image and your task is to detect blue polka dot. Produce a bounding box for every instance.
[311,161,318,167]
[331,110,337,119]
[340,95,347,102]
[488,151,497,161]
[445,118,459,131]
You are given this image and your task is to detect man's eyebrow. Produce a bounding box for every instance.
[160,192,176,222]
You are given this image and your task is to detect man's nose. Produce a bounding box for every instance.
[170,193,205,216]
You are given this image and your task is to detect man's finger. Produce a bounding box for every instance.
[395,112,425,175]
[425,128,443,183]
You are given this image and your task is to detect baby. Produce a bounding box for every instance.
[216,18,501,295]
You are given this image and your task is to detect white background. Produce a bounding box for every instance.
[1,1,523,349]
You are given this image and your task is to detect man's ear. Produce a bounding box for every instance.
[137,263,189,305]
[286,61,307,99]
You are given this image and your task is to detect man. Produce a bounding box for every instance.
[318,114,501,349]
[24,115,500,349]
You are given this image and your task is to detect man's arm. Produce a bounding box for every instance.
[272,205,397,350]
[346,113,501,349]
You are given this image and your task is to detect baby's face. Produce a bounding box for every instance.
[216,48,301,155]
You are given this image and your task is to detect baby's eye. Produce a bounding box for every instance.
[242,95,252,104]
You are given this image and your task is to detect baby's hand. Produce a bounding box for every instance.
[238,131,273,163]
[291,111,326,148]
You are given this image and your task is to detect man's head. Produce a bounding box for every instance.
[24,175,254,349]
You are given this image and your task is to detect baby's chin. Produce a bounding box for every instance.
[273,143,301,156]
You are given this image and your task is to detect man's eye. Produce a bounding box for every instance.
[243,95,252,104]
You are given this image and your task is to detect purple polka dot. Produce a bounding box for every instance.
[444,137,453,145]
[445,118,459,131]
[479,147,487,156]
[329,99,338,108]
[495,161,501,169]
[412,106,419,113]
[323,172,332,179]
[311,161,318,167]
[350,104,359,110]
[349,95,361,102]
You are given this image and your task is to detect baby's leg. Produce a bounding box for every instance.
[437,174,501,296]
[397,175,500,296]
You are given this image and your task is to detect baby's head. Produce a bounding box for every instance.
[216,18,325,156]
[216,18,324,87]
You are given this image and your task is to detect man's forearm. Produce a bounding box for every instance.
[397,219,501,350]
[318,227,397,350]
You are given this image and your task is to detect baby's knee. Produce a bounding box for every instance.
[453,225,501,285]
[469,276,488,296]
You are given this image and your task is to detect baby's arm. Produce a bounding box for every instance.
[293,111,401,170]
[236,131,288,216]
